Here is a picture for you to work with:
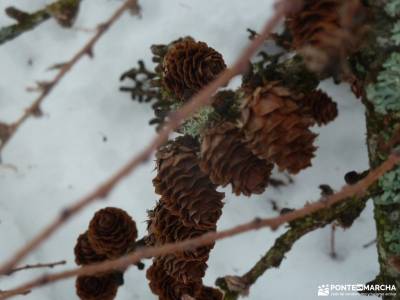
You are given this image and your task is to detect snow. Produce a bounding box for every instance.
[0,0,378,299]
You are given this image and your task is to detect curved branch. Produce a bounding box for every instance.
[216,192,376,299]
[0,152,397,299]
[0,0,292,276]
[5,260,66,276]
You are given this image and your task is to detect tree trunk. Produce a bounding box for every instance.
[360,1,400,298]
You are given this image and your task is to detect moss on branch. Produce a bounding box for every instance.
[0,0,81,46]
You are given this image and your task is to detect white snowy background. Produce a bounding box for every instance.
[0,0,378,299]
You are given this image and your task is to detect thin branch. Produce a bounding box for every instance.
[0,152,398,299]
[0,290,30,297]
[216,192,376,299]
[0,0,81,46]
[363,238,377,248]
[5,260,66,276]
[0,0,293,276]
[0,0,140,153]
[330,224,337,259]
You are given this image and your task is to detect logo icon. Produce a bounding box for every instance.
[318,285,330,296]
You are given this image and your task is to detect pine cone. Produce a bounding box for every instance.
[148,202,213,259]
[162,38,226,100]
[200,122,274,196]
[241,82,317,174]
[286,0,366,76]
[153,136,224,230]
[74,232,107,265]
[160,254,208,284]
[146,260,203,300]
[88,207,138,258]
[301,90,338,125]
[76,273,123,300]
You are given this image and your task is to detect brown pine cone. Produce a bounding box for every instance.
[162,38,226,100]
[148,202,213,259]
[301,90,338,125]
[286,0,366,76]
[146,260,203,300]
[88,207,138,258]
[153,136,224,230]
[160,254,208,284]
[241,82,317,174]
[74,232,107,266]
[200,122,274,196]
[76,273,123,300]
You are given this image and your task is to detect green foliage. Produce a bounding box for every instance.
[375,167,400,205]
[366,52,400,114]
[392,22,400,45]
[385,0,400,17]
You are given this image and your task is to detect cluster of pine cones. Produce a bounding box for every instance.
[146,136,224,300]
[144,38,340,299]
[156,38,338,179]
[77,1,368,299]
[141,1,367,298]
[74,207,138,300]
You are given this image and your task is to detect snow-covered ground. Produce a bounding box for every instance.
[0,1,378,299]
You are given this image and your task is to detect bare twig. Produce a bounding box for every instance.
[0,0,292,276]
[0,0,140,153]
[5,260,66,276]
[0,152,398,299]
[0,290,30,297]
[330,224,338,259]
[363,239,377,249]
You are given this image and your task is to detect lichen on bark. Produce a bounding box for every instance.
[357,0,400,297]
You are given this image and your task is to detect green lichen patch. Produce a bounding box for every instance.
[367,52,400,114]
[392,22,400,45]
[382,225,400,255]
[180,106,218,137]
[385,0,400,17]
[376,167,400,205]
